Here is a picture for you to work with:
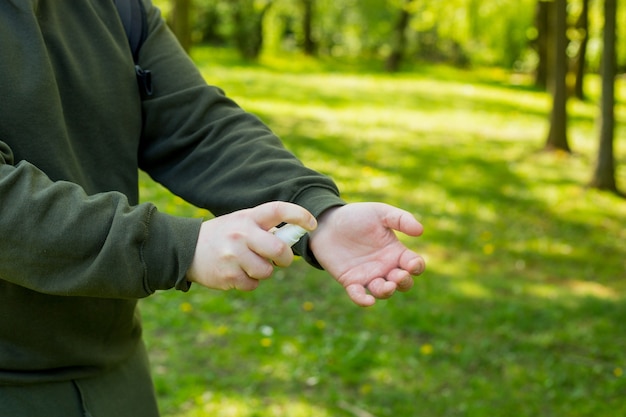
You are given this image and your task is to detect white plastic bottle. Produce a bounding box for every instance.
[273,224,308,247]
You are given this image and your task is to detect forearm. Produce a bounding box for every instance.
[0,157,201,298]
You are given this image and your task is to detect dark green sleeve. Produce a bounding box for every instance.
[0,140,201,298]
[136,1,346,266]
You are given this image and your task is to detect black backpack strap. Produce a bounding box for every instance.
[114,0,147,63]
[114,0,153,96]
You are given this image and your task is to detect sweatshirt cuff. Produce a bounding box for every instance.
[290,186,346,269]
[141,207,203,293]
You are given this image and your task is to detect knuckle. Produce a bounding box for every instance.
[226,231,246,243]
[261,200,283,218]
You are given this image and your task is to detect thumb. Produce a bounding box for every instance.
[381,205,424,237]
[252,201,317,231]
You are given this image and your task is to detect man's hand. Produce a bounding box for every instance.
[186,201,317,291]
[309,203,425,307]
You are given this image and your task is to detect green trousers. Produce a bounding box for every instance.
[0,342,160,417]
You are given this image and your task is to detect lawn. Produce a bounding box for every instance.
[139,48,626,417]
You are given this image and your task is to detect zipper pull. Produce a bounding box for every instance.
[135,65,153,97]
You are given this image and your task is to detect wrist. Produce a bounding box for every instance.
[292,205,343,270]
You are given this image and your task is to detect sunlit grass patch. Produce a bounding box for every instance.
[140,47,626,417]
[173,392,335,417]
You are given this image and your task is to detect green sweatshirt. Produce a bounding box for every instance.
[0,0,344,384]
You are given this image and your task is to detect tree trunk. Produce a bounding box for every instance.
[534,0,551,90]
[169,0,192,53]
[590,0,619,193]
[301,0,316,55]
[573,0,590,100]
[251,2,273,58]
[545,0,570,152]
[233,0,274,60]
[385,0,412,72]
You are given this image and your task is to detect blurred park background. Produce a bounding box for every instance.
[140,0,626,415]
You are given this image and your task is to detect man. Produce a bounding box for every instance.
[0,1,425,415]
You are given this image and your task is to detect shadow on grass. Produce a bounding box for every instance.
[143,124,626,415]
[141,51,626,416]
[144,261,626,416]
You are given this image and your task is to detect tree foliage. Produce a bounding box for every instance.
[158,0,625,74]
[155,0,624,195]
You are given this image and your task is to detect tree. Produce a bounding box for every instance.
[385,0,413,72]
[572,0,590,100]
[590,0,620,193]
[533,0,551,89]
[545,0,571,152]
[231,0,274,60]
[169,0,192,53]
[301,0,316,55]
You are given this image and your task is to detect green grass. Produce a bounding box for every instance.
[139,48,626,417]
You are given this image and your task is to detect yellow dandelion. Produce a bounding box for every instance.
[483,243,495,255]
[302,301,315,312]
[420,343,434,356]
[315,320,326,330]
[180,302,193,313]
[260,337,273,348]
[614,367,623,377]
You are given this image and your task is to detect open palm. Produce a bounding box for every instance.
[309,203,425,306]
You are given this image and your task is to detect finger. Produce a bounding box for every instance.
[247,232,294,268]
[251,201,318,232]
[366,278,397,299]
[234,276,261,292]
[385,269,414,292]
[345,283,376,307]
[381,205,424,237]
[211,263,261,291]
[238,249,275,280]
[241,225,295,267]
[398,250,426,276]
